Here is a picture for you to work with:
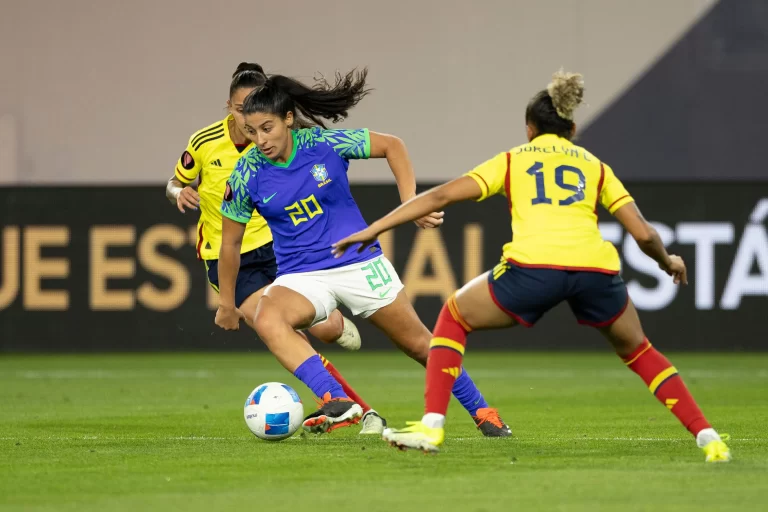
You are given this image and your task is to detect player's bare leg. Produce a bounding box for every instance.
[595,298,645,358]
[599,298,730,462]
[237,288,267,332]
[252,285,362,433]
[366,291,430,362]
[368,281,512,445]
[453,272,517,330]
[240,290,360,351]
[309,310,362,351]
[239,286,375,431]
[249,286,317,369]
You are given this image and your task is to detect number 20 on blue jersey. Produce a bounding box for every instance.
[285,194,324,226]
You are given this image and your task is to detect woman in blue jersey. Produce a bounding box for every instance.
[167,63,386,435]
[215,69,512,436]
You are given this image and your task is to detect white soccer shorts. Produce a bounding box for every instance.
[269,255,404,326]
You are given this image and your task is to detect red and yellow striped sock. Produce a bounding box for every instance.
[425,295,471,416]
[622,339,711,437]
[318,354,372,413]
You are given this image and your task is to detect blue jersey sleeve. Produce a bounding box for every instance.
[316,128,371,160]
[221,152,258,224]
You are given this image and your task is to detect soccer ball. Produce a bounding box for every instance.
[244,382,304,441]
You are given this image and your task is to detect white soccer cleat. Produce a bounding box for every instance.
[335,316,361,351]
[359,410,387,435]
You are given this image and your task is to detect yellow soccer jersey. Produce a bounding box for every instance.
[466,134,634,273]
[175,115,272,260]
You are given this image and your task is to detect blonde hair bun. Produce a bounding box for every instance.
[547,70,584,121]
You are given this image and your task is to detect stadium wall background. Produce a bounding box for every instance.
[1,183,766,353]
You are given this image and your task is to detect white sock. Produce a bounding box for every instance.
[421,413,445,429]
[696,428,721,448]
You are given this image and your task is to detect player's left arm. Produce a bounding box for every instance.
[331,176,482,256]
[367,132,444,229]
[368,132,415,202]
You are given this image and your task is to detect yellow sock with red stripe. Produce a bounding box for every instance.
[318,354,372,413]
[622,338,711,437]
[425,295,471,416]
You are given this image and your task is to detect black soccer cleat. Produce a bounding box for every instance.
[473,408,513,437]
[302,392,363,434]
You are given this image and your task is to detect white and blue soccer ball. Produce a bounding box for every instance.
[244,382,304,441]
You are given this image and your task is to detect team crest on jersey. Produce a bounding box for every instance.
[181,151,195,170]
[311,164,332,187]
[311,164,328,182]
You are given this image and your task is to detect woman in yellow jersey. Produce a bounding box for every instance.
[332,70,731,462]
[166,62,386,435]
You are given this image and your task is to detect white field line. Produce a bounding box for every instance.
[5,369,768,380]
[0,436,761,443]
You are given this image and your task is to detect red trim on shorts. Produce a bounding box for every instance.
[608,194,630,212]
[487,281,533,328]
[505,258,619,275]
[196,222,205,261]
[504,152,512,212]
[576,293,630,327]
[176,166,194,182]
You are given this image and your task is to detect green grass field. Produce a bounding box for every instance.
[1,352,766,511]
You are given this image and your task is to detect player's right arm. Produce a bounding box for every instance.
[215,155,258,331]
[166,176,200,213]
[166,141,203,213]
[604,164,687,285]
[215,216,247,330]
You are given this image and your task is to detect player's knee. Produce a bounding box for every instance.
[252,298,285,341]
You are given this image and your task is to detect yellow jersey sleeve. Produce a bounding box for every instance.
[174,139,203,185]
[599,163,634,214]
[465,152,508,201]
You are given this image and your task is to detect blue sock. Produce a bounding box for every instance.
[452,368,488,416]
[293,355,347,400]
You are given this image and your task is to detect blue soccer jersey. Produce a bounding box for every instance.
[221,127,382,276]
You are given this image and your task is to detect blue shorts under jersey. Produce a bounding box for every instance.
[205,243,277,308]
[488,260,629,327]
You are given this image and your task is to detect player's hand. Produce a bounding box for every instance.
[331,227,379,258]
[215,305,245,331]
[414,211,444,229]
[177,187,200,213]
[661,254,688,285]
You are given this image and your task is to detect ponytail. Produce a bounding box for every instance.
[242,68,372,129]
[525,69,585,140]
